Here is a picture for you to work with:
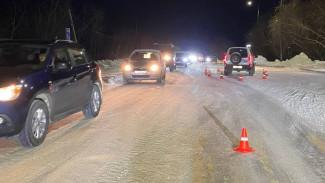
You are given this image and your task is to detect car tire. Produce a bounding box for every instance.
[249,65,255,76]
[224,67,232,76]
[18,100,49,147]
[230,52,242,65]
[123,77,129,84]
[82,85,102,118]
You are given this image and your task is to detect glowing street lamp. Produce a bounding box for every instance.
[247,1,253,6]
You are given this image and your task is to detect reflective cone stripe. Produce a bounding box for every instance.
[263,74,266,79]
[234,128,254,153]
[239,75,243,82]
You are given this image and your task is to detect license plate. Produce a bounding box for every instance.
[134,71,148,74]
[233,66,242,69]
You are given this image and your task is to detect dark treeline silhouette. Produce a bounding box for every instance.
[247,0,325,61]
[0,0,155,60]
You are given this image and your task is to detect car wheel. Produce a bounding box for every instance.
[249,65,255,76]
[224,67,232,76]
[123,77,129,84]
[230,52,242,65]
[83,85,101,118]
[18,100,49,147]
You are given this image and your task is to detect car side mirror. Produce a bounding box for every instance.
[55,61,70,71]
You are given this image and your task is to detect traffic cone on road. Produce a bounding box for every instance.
[263,69,265,75]
[264,71,269,76]
[217,67,220,72]
[205,68,208,75]
[239,75,243,82]
[208,70,211,77]
[220,72,224,79]
[234,128,254,153]
[263,74,267,79]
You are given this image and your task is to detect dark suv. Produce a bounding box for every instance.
[0,40,102,147]
[223,47,256,76]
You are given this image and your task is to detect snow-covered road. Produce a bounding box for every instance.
[0,63,324,182]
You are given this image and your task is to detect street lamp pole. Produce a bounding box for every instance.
[280,0,283,62]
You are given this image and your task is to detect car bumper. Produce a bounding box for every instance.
[123,71,162,80]
[225,64,252,71]
[0,101,29,137]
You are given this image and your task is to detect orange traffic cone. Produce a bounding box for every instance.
[205,68,207,75]
[262,69,265,75]
[217,67,220,72]
[263,74,267,79]
[264,71,269,76]
[208,70,211,77]
[234,128,254,153]
[220,72,224,79]
[239,75,243,82]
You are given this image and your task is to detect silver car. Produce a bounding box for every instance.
[223,47,256,76]
[122,49,166,84]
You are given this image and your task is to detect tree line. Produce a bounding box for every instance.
[247,0,325,60]
[0,0,152,60]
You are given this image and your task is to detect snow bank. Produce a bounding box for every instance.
[96,59,123,69]
[257,52,325,68]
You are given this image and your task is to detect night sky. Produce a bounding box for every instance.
[78,0,280,55]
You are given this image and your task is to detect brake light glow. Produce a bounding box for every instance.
[223,54,228,66]
[248,55,253,67]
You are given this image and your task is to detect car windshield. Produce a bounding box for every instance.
[228,48,248,57]
[175,53,189,57]
[0,43,49,70]
[130,52,159,62]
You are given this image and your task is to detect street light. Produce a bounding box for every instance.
[247,1,260,24]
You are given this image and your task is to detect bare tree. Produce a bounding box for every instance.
[10,0,27,39]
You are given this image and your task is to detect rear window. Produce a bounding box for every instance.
[130,52,159,62]
[228,48,248,57]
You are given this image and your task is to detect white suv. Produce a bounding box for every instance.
[223,47,256,76]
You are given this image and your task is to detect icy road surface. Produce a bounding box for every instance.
[0,63,324,183]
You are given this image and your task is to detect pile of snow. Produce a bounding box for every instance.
[257,52,325,68]
[255,55,268,66]
[96,59,123,69]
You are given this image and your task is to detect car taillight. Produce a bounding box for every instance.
[248,55,253,67]
[223,54,228,66]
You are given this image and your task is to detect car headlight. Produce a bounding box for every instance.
[150,64,159,71]
[183,58,188,62]
[164,55,171,61]
[189,55,197,62]
[124,64,132,71]
[0,84,22,101]
[206,57,212,62]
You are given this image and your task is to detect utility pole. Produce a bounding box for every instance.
[68,9,77,43]
[257,5,260,24]
[279,0,283,61]
[135,22,138,48]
